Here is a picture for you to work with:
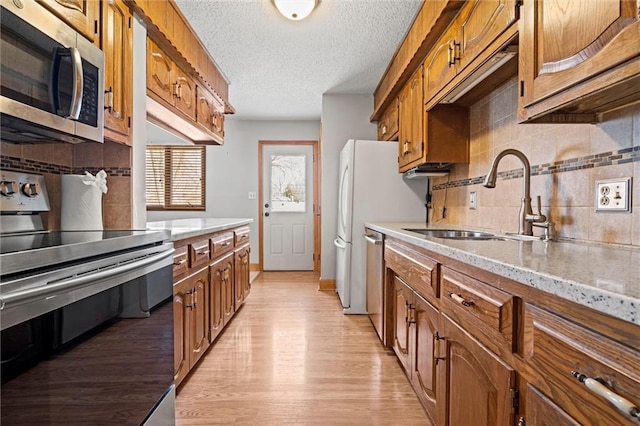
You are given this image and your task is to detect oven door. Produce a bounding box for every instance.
[0,246,175,425]
[0,0,103,143]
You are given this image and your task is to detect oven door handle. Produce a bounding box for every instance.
[0,248,175,311]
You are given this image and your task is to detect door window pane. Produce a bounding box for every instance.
[270,154,306,212]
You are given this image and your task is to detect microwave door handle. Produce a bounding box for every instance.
[49,47,84,120]
[68,47,83,120]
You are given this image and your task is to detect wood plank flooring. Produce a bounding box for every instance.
[175,272,431,425]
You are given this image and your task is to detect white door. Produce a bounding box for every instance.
[262,144,314,270]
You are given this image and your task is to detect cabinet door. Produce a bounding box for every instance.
[411,293,440,423]
[173,277,191,386]
[209,258,226,343]
[520,0,640,107]
[102,0,132,145]
[189,268,209,369]
[196,86,215,133]
[437,315,516,426]
[219,254,235,326]
[37,0,98,43]
[147,38,175,105]
[234,246,250,310]
[174,67,196,121]
[423,27,458,104]
[398,67,424,172]
[211,97,225,140]
[457,0,518,72]
[392,276,412,373]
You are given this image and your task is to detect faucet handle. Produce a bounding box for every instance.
[535,195,547,219]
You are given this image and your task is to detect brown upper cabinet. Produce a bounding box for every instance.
[518,0,640,122]
[102,0,133,145]
[377,98,399,141]
[131,0,232,112]
[398,68,425,170]
[196,87,225,140]
[147,37,196,121]
[424,0,519,106]
[398,67,469,173]
[37,0,99,44]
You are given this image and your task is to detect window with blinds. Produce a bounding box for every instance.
[146,146,206,210]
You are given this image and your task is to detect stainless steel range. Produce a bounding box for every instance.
[0,171,176,425]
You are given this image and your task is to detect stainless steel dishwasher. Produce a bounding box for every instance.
[364,228,384,343]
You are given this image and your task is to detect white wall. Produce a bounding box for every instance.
[147,119,321,263]
[320,94,376,281]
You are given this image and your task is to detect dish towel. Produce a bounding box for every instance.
[61,170,108,231]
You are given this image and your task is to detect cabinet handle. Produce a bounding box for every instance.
[434,332,446,365]
[571,371,640,419]
[104,87,121,119]
[404,302,409,323]
[448,40,461,67]
[172,82,180,99]
[197,249,210,257]
[222,241,231,246]
[402,140,411,156]
[408,305,416,324]
[173,258,187,266]
[450,293,474,307]
[185,289,193,309]
[192,288,197,309]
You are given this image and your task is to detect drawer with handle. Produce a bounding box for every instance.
[441,266,516,355]
[234,226,250,246]
[385,239,439,304]
[210,231,234,257]
[524,303,640,425]
[173,245,189,280]
[189,239,211,269]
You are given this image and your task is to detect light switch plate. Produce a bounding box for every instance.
[595,178,631,212]
[248,191,257,200]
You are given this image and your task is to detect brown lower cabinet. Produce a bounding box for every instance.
[392,275,439,423]
[383,236,639,425]
[172,226,251,387]
[173,267,209,385]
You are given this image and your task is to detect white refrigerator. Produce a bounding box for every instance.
[334,139,427,314]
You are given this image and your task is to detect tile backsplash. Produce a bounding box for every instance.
[430,77,640,247]
[1,140,132,230]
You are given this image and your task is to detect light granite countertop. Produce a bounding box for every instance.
[146,218,253,241]
[366,222,639,326]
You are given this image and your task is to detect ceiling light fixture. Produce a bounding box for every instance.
[272,0,318,21]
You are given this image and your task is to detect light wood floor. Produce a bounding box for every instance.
[175,272,431,425]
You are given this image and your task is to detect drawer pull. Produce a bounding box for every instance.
[450,293,474,307]
[173,259,187,266]
[196,250,210,256]
[571,371,640,419]
[222,241,231,246]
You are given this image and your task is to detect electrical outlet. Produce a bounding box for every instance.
[595,178,631,212]
[469,191,477,210]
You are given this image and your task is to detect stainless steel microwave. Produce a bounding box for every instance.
[0,0,104,144]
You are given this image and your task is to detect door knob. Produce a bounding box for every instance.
[265,212,270,217]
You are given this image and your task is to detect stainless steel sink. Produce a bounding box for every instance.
[403,228,505,240]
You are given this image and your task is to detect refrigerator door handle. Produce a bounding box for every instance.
[334,238,347,249]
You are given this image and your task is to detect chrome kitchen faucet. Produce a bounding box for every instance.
[483,149,554,239]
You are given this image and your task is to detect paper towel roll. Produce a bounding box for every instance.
[61,174,104,231]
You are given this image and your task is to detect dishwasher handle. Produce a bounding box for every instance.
[364,235,383,245]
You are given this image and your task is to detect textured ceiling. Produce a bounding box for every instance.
[174,0,422,120]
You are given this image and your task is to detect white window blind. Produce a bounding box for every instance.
[146,146,206,210]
